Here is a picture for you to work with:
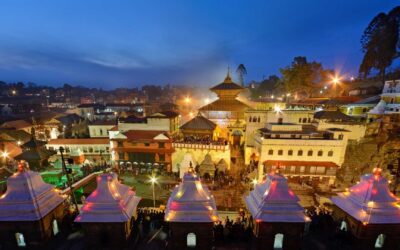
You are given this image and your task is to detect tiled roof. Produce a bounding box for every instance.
[180,114,216,131]
[263,160,339,168]
[210,75,244,91]
[122,130,170,141]
[199,99,250,112]
[314,110,353,121]
[147,111,179,118]
[1,119,32,130]
[47,138,109,145]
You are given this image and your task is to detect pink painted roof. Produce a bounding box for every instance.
[75,173,141,223]
[332,169,400,224]
[165,171,218,223]
[0,170,65,221]
[245,173,309,223]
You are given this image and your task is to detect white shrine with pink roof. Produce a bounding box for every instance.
[75,173,141,248]
[165,170,219,249]
[245,172,309,250]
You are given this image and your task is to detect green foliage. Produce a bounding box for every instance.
[236,64,247,86]
[360,6,400,80]
[250,75,281,99]
[280,56,330,97]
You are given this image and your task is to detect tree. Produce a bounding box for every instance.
[250,75,281,99]
[236,64,247,86]
[280,56,329,97]
[360,7,400,82]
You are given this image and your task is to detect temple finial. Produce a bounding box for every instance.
[224,66,233,83]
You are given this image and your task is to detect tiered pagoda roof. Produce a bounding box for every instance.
[0,167,65,221]
[180,113,216,131]
[165,171,218,223]
[75,173,141,223]
[332,168,400,224]
[245,172,309,222]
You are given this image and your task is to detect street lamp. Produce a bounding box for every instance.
[2,151,8,158]
[331,75,341,97]
[184,97,191,104]
[149,176,157,208]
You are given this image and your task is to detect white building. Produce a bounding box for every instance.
[369,80,400,116]
[253,122,350,185]
[88,120,116,138]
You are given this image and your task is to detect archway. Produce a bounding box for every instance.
[375,234,385,248]
[232,130,243,147]
[187,233,196,248]
[273,233,284,249]
[15,233,26,247]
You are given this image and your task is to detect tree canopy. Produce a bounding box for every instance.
[280,56,330,97]
[360,6,400,81]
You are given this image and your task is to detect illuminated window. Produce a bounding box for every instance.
[273,233,284,249]
[375,234,385,248]
[300,166,305,173]
[187,233,196,248]
[15,233,26,247]
[290,166,296,172]
[340,220,347,231]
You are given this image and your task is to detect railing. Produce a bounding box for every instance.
[172,143,229,151]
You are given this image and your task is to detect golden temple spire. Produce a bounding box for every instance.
[224,66,233,83]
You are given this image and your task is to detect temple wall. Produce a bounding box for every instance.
[172,145,231,172]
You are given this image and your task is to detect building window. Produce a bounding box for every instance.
[159,154,165,162]
[268,150,274,155]
[288,150,293,156]
[158,142,165,148]
[308,118,311,123]
[291,134,296,138]
[99,129,103,135]
[362,108,367,113]
[15,233,26,247]
[290,166,296,172]
[258,117,261,122]
[338,134,344,140]
[340,220,348,231]
[316,167,325,174]
[307,150,313,156]
[118,141,123,147]
[300,166,305,173]
[119,153,124,160]
[144,143,150,147]
[318,150,323,156]
[375,234,385,248]
[299,118,302,123]
[273,233,284,249]
[310,166,316,174]
[278,150,283,155]
[249,116,252,122]
[298,150,303,156]
[328,150,333,157]
[302,118,307,123]
[187,233,196,248]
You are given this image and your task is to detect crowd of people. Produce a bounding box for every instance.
[213,214,254,245]
[136,208,166,236]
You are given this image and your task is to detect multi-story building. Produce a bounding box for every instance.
[117,111,179,135]
[46,138,110,164]
[88,120,116,138]
[253,122,350,185]
[369,80,400,116]
[244,108,315,164]
[110,130,174,172]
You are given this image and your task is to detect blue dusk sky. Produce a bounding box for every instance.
[0,0,398,89]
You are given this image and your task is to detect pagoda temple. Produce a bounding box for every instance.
[75,173,141,248]
[14,130,54,171]
[0,164,66,248]
[245,172,309,250]
[199,72,250,146]
[331,168,400,249]
[165,170,219,249]
[180,113,218,139]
